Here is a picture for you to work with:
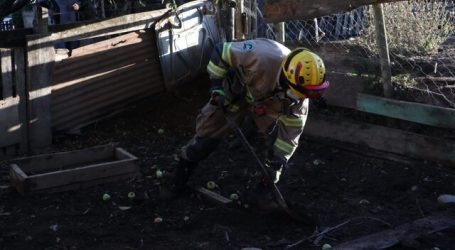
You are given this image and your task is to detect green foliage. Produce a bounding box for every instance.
[392,74,418,88]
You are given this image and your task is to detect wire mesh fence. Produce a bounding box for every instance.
[3,0,454,107]
[255,0,455,108]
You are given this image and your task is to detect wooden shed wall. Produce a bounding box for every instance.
[0,48,27,156]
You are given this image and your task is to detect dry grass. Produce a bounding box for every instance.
[358,0,454,56]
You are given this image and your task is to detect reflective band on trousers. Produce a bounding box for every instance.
[227,104,239,113]
[245,87,254,103]
[222,42,233,66]
[273,138,296,159]
[207,61,227,78]
[279,116,304,127]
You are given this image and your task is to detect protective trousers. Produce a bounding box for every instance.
[180,96,309,164]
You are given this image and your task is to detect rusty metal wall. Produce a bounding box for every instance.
[51,30,165,132]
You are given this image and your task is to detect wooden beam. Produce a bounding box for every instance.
[0,29,33,47]
[263,0,407,23]
[0,1,204,47]
[357,93,455,129]
[195,186,233,204]
[303,113,455,166]
[47,8,170,42]
[9,164,27,193]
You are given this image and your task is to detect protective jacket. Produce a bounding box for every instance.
[181,38,309,167]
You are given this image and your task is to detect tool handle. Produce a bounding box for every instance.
[224,113,313,224]
[224,114,269,176]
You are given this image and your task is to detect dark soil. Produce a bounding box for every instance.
[1,80,454,250]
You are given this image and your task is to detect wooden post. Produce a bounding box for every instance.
[235,0,245,40]
[1,49,13,99]
[100,0,106,18]
[34,6,49,34]
[313,18,319,42]
[226,0,236,41]
[275,22,285,44]
[27,7,54,151]
[372,4,392,98]
[250,0,257,39]
[14,48,29,153]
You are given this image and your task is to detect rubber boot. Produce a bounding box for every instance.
[172,158,198,193]
[254,181,280,211]
[160,158,197,200]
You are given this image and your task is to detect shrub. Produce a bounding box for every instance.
[358,0,454,56]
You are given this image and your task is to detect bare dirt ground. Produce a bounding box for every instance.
[0,79,454,250]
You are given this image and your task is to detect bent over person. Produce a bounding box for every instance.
[167,38,329,197]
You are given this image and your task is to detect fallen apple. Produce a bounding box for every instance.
[206,181,216,190]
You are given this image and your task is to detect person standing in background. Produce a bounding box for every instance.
[38,0,81,54]
[54,0,81,53]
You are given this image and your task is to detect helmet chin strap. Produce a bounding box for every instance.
[279,72,306,99]
[278,72,290,90]
[286,89,301,101]
[288,81,308,96]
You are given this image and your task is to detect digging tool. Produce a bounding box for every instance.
[222,113,315,226]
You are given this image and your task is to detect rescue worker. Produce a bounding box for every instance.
[168,38,329,196]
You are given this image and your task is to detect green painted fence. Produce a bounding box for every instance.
[357,94,455,129]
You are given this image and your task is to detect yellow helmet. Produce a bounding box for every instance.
[281,48,329,99]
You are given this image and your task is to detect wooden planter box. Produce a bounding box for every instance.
[9,144,140,194]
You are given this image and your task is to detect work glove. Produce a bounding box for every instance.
[264,151,286,184]
[210,89,226,112]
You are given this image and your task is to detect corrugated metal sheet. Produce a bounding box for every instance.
[51,30,165,132]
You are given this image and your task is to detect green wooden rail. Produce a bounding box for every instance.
[357,93,455,129]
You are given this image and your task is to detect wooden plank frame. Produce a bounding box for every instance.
[303,113,455,166]
[9,143,140,194]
